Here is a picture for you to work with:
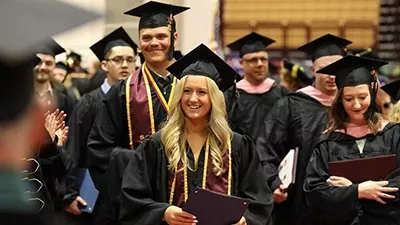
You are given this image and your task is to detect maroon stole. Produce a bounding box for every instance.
[168,152,230,207]
[126,67,151,148]
[126,64,177,149]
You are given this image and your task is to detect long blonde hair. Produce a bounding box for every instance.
[161,76,232,176]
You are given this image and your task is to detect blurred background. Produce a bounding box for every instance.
[55,0,400,83]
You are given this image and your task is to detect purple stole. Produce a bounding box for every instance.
[168,152,230,207]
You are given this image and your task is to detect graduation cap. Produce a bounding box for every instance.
[167,44,239,91]
[283,60,314,85]
[316,55,388,89]
[56,62,68,72]
[124,1,190,60]
[90,27,138,61]
[0,0,101,122]
[67,52,82,63]
[381,79,400,102]
[227,32,275,58]
[139,50,184,64]
[297,34,352,62]
[35,38,65,57]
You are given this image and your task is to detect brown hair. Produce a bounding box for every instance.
[326,86,382,135]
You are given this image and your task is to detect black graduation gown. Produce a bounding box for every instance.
[87,70,172,191]
[38,130,72,211]
[71,77,91,96]
[224,83,287,143]
[64,88,105,205]
[120,131,274,225]
[104,148,135,225]
[89,69,107,92]
[304,123,400,225]
[52,89,71,123]
[256,92,330,225]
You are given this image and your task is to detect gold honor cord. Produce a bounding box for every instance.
[125,74,134,149]
[143,63,177,112]
[168,138,232,205]
[142,63,156,134]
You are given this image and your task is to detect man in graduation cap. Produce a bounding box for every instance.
[62,26,138,225]
[34,38,72,122]
[0,0,100,224]
[224,32,287,143]
[87,0,189,200]
[256,34,352,225]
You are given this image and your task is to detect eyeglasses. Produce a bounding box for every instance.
[243,57,268,65]
[105,56,136,65]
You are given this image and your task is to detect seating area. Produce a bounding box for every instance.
[222,0,380,50]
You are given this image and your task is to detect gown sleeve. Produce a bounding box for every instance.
[87,81,129,188]
[255,97,293,191]
[303,141,359,221]
[236,134,274,225]
[119,136,170,225]
[63,95,92,204]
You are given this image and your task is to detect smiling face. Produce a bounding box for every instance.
[341,84,371,124]
[139,26,177,64]
[180,76,211,123]
[34,54,55,84]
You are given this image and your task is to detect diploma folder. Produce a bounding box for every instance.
[182,187,249,225]
[78,169,99,213]
[278,148,299,190]
[328,154,398,183]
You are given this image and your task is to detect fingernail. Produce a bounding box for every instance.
[193,216,196,219]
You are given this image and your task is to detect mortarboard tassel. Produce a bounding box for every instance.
[167,12,175,60]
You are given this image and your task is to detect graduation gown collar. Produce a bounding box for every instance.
[236,77,275,94]
[297,85,335,107]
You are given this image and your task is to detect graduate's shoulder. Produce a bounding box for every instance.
[80,87,104,101]
[230,132,253,154]
[286,91,322,104]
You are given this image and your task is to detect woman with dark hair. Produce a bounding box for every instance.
[304,55,400,225]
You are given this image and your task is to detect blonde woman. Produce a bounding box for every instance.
[120,44,273,225]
